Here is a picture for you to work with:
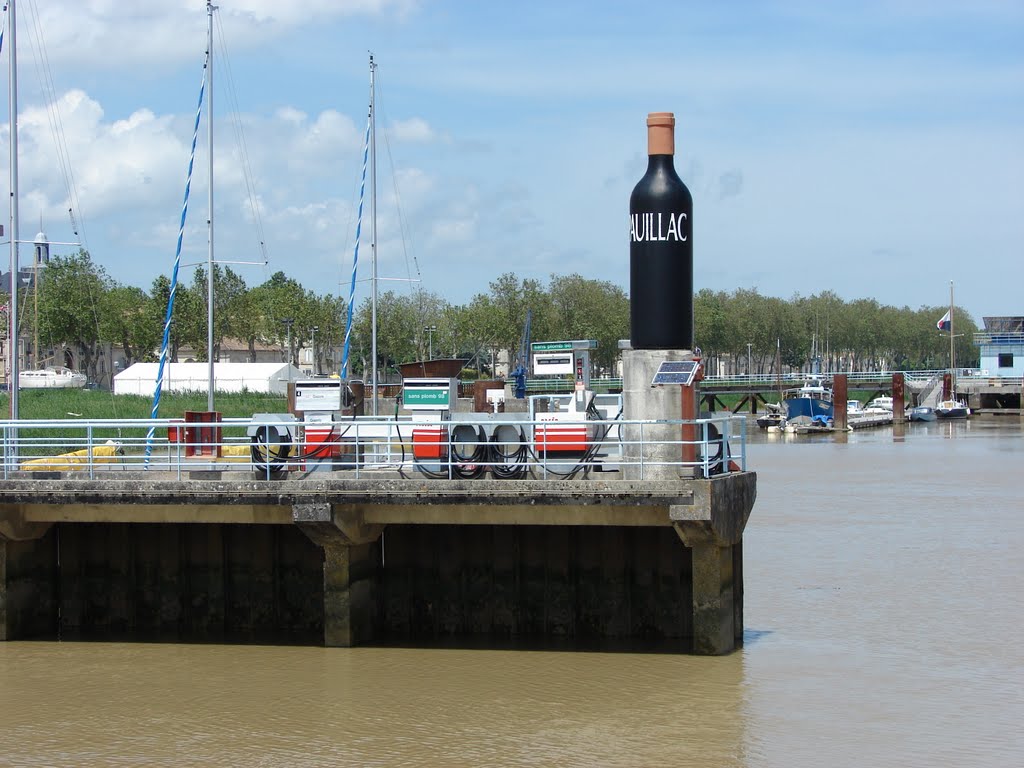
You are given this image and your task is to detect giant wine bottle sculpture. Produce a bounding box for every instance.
[629,112,693,349]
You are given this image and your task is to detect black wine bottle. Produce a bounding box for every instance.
[629,112,693,350]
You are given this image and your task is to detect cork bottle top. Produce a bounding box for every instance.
[646,111,675,156]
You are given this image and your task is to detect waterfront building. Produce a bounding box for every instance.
[974,316,1024,378]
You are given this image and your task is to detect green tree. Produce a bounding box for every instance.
[99,285,157,367]
[36,250,109,379]
[547,274,628,372]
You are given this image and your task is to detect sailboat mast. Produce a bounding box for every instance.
[949,280,955,394]
[369,54,378,416]
[206,0,215,411]
[7,0,20,419]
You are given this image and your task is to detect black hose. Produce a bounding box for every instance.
[700,421,725,476]
[450,425,487,480]
[249,426,292,473]
[490,426,528,480]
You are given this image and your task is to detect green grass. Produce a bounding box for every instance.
[2,389,288,421]
[1,390,289,458]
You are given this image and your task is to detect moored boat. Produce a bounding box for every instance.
[934,283,970,421]
[782,376,833,426]
[756,403,784,430]
[19,366,87,390]
[865,395,894,413]
[908,405,937,422]
[935,399,970,419]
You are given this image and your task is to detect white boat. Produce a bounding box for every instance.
[864,395,894,413]
[935,281,970,421]
[847,397,893,429]
[19,366,87,389]
[935,399,970,419]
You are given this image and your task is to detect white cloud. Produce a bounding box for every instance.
[19,0,420,70]
[387,117,437,143]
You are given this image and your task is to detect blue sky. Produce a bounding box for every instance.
[4,0,1022,324]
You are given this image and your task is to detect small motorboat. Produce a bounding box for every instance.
[908,405,937,422]
[756,403,784,430]
[865,396,895,413]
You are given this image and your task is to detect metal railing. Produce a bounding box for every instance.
[0,412,747,482]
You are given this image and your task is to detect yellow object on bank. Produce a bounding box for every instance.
[21,442,124,471]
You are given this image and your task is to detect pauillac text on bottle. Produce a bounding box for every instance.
[629,112,693,350]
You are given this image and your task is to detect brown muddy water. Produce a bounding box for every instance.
[1,417,1021,767]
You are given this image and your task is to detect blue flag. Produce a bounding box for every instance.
[936,310,951,332]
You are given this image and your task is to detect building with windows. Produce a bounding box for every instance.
[974,316,1024,378]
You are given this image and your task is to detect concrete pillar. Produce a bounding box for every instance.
[687,541,736,655]
[671,473,755,654]
[621,346,692,480]
[294,503,383,647]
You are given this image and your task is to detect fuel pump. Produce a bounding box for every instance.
[293,379,344,472]
[403,377,457,470]
[528,340,599,453]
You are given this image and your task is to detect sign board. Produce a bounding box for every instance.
[532,341,573,352]
[402,377,455,411]
[531,339,598,353]
[652,360,699,387]
[294,379,343,410]
[533,353,575,375]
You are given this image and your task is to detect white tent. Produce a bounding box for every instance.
[113,362,303,397]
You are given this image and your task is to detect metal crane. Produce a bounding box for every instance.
[510,309,532,399]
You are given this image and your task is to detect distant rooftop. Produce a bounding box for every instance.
[982,317,1024,332]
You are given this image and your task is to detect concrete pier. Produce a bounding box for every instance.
[0,473,754,654]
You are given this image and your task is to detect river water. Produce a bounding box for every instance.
[1,418,1021,767]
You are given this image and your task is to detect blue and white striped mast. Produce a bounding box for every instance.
[341,54,379,415]
[143,18,209,465]
[340,103,370,383]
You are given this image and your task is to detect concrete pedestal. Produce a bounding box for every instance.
[621,347,693,480]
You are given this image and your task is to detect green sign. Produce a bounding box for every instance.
[404,388,451,407]
[532,341,573,352]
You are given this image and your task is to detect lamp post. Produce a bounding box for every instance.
[424,324,437,360]
[311,325,320,375]
[746,342,752,377]
[281,318,294,381]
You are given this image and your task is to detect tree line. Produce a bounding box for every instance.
[4,249,978,383]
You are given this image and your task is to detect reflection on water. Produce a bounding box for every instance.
[1,418,1022,767]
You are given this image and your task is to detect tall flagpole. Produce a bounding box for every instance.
[949,280,955,393]
[369,54,378,416]
[206,1,216,411]
[8,0,20,419]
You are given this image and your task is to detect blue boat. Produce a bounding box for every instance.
[908,405,937,422]
[783,377,834,425]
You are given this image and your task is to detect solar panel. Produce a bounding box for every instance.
[651,360,699,386]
